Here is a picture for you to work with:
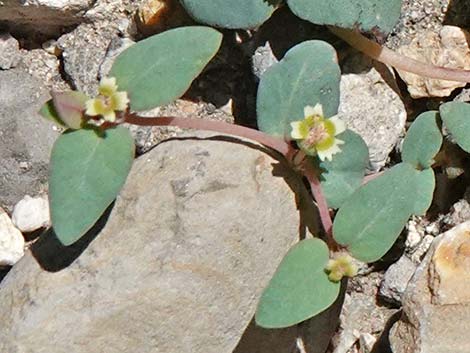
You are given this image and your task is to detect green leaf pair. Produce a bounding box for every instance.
[333,111,441,262]
[43,26,223,245]
[179,0,402,35]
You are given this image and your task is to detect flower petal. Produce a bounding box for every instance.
[304,103,323,118]
[335,138,345,145]
[329,116,346,135]
[102,110,116,122]
[111,91,129,111]
[317,142,342,161]
[85,98,106,116]
[290,121,306,139]
[303,105,316,117]
[99,77,118,97]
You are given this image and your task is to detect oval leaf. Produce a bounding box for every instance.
[109,26,222,111]
[180,0,280,29]
[402,111,442,169]
[49,127,135,245]
[319,130,369,209]
[256,238,340,328]
[288,0,402,35]
[257,40,340,137]
[413,168,435,216]
[439,102,470,153]
[333,163,418,262]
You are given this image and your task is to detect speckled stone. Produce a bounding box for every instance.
[390,221,470,353]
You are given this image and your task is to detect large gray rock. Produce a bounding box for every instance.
[0,135,337,353]
[390,221,470,353]
[0,69,59,211]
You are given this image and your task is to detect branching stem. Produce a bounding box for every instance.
[329,26,470,83]
[125,113,338,246]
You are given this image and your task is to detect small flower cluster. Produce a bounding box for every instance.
[290,104,345,161]
[85,77,129,123]
[324,254,357,282]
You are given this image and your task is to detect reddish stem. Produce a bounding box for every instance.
[125,113,337,244]
[303,161,335,243]
[330,26,470,83]
[125,114,294,157]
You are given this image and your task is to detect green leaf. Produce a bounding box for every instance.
[49,127,135,245]
[319,130,369,209]
[51,91,88,130]
[257,40,341,137]
[39,99,66,127]
[333,163,418,262]
[413,168,435,216]
[179,0,280,29]
[287,0,402,35]
[109,26,222,111]
[256,238,340,328]
[439,102,470,153]
[402,111,442,169]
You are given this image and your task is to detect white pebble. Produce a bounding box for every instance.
[0,208,25,266]
[12,195,50,233]
[406,223,422,249]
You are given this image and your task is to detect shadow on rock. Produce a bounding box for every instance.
[443,0,470,28]
[371,310,402,353]
[31,204,114,272]
[233,280,346,353]
[0,266,11,284]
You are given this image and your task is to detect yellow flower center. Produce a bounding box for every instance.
[301,116,336,152]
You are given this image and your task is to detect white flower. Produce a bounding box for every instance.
[85,77,129,122]
[290,103,346,161]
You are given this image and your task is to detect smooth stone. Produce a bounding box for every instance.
[0,134,336,353]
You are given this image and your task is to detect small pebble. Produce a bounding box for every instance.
[12,195,50,233]
[379,255,417,305]
[0,33,20,70]
[0,208,24,266]
[406,221,422,249]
